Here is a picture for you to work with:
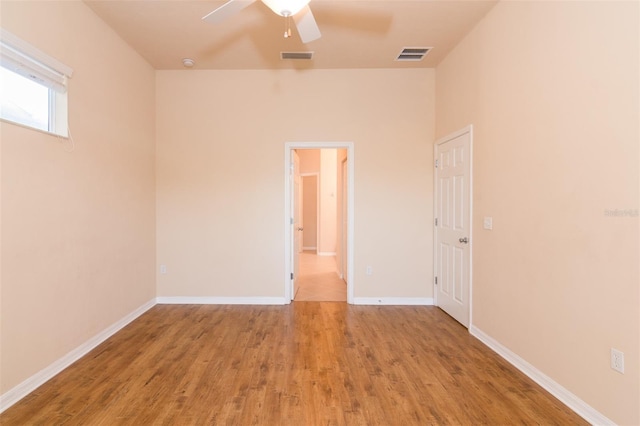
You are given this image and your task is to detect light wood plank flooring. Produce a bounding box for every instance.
[295,251,346,302]
[1,303,587,425]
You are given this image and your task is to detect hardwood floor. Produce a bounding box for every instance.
[0,303,587,425]
[295,251,346,302]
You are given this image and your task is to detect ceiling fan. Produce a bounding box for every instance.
[202,0,321,44]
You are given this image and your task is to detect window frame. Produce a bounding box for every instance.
[0,28,72,137]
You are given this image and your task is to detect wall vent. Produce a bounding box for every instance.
[281,51,314,60]
[395,47,431,62]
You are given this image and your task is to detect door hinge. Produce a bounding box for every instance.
[290,217,294,225]
[291,272,294,280]
[435,218,438,226]
[435,159,439,169]
[435,276,438,285]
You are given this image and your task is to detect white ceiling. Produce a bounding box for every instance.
[84,0,497,70]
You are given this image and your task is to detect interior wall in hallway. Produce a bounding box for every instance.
[302,175,318,250]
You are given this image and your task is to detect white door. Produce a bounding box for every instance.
[292,150,302,300]
[435,127,472,327]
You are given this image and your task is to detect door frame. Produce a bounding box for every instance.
[284,142,355,304]
[433,125,474,326]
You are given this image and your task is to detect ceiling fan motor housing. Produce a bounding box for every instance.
[261,0,310,17]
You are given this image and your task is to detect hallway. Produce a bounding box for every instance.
[294,251,346,302]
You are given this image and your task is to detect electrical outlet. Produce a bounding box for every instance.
[611,348,624,374]
[160,264,167,274]
[366,266,373,275]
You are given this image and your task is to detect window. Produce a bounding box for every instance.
[0,28,73,137]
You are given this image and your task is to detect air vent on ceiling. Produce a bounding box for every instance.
[281,51,314,60]
[396,47,431,62]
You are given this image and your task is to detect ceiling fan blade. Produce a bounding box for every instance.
[202,0,254,24]
[294,5,321,44]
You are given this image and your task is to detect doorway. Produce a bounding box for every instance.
[284,142,354,304]
[296,150,344,301]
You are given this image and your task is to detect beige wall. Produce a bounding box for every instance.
[0,1,156,394]
[436,1,639,424]
[156,69,434,299]
[298,149,320,174]
[298,149,319,249]
[319,149,337,254]
[302,175,318,249]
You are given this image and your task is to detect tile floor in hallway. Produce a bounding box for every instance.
[294,251,347,302]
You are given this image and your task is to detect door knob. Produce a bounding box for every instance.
[459,237,469,244]
[297,227,303,231]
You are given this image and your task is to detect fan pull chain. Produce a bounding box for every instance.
[284,14,292,38]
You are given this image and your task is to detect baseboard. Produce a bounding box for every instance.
[352,297,434,305]
[0,298,156,414]
[156,296,288,305]
[469,325,614,426]
[317,252,336,257]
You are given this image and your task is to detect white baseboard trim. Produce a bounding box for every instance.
[317,252,336,257]
[156,296,288,305]
[469,325,614,426]
[352,297,434,306]
[0,298,156,414]
[302,246,317,251]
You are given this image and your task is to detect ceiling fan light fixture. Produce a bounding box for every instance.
[261,0,310,17]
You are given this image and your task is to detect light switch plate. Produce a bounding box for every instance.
[483,217,493,230]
